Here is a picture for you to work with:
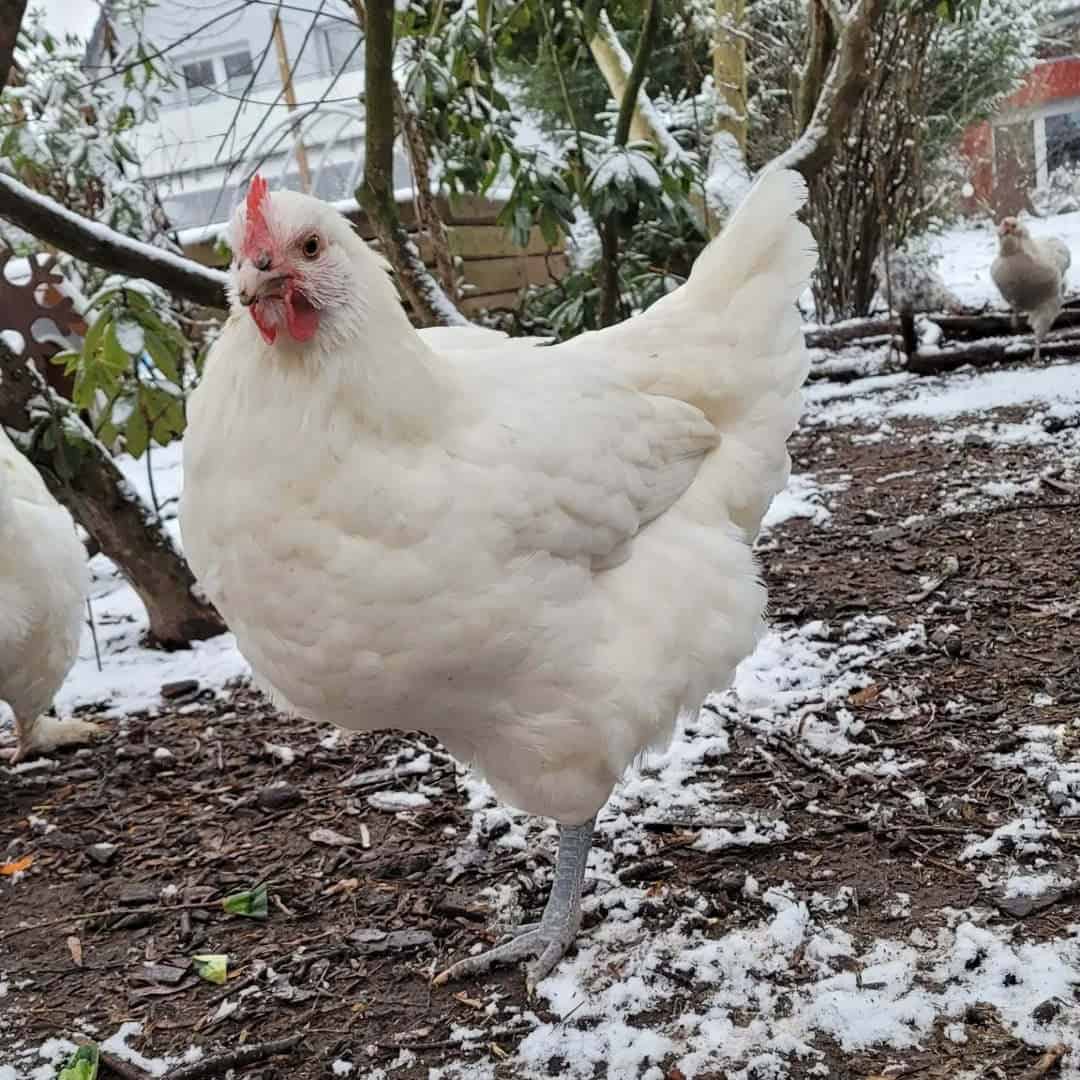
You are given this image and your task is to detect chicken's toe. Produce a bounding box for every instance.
[432,923,577,993]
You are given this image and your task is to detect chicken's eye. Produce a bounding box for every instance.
[302,234,320,259]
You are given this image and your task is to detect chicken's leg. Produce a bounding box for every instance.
[434,817,595,993]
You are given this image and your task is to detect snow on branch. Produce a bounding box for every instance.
[0,172,229,309]
[770,0,886,183]
[589,10,683,162]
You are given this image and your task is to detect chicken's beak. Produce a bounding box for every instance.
[236,256,287,307]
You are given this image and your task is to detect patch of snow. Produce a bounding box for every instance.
[762,473,837,530]
[366,791,432,812]
[960,817,1058,861]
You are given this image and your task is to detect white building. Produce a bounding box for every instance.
[87,0,411,236]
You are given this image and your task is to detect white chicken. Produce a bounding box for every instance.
[1,427,94,761]
[991,216,1072,361]
[180,169,815,989]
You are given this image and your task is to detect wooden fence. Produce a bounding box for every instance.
[183,195,568,316]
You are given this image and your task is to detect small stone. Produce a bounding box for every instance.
[115,744,149,759]
[108,882,158,905]
[86,842,118,866]
[257,783,303,811]
[161,679,199,700]
[44,831,84,851]
[64,767,99,783]
[1033,999,1060,1023]
[348,927,434,954]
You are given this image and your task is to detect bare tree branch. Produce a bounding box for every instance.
[351,0,457,302]
[0,342,226,646]
[0,173,228,308]
[588,10,678,157]
[0,0,28,91]
[770,0,887,183]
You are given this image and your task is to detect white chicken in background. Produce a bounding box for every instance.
[0,428,94,761]
[180,169,815,989]
[991,216,1072,360]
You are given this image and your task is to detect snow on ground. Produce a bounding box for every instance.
[50,443,249,722]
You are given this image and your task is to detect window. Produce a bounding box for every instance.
[320,25,363,75]
[1045,108,1080,175]
[223,50,254,94]
[182,58,215,104]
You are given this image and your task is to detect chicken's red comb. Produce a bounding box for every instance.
[243,174,272,258]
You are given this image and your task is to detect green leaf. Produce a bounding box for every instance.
[103,323,131,374]
[125,405,149,459]
[141,323,181,384]
[222,882,268,919]
[58,1043,99,1080]
[192,954,228,985]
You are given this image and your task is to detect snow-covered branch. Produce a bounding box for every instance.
[0,173,229,309]
[588,10,682,162]
[770,0,886,182]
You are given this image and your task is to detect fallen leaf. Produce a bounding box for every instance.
[323,877,360,897]
[67,936,83,967]
[0,854,33,875]
[192,953,228,985]
[221,882,268,919]
[850,683,882,707]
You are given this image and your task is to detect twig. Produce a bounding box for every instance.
[168,1035,304,1080]
[85,595,103,673]
[0,899,229,943]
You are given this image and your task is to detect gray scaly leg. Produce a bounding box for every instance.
[434,817,595,994]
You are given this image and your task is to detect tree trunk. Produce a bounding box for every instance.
[355,0,465,328]
[593,0,662,326]
[713,0,747,152]
[0,342,226,647]
[771,0,887,183]
[588,13,658,146]
[349,0,458,305]
[0,0,28,90]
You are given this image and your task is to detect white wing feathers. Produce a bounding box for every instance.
[453,365,716,570]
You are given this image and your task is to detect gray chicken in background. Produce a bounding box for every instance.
[872,250,965,315]
[991,217,1072,361]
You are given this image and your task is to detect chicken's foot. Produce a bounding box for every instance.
[433,817,595,994]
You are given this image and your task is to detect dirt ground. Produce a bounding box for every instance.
[2,373,1079,1079]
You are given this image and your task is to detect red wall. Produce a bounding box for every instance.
[962,56,1080,213]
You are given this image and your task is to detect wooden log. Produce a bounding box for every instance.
[907,331,1080,375]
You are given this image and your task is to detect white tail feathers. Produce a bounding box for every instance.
[588,167,816,542]
[686,166,816,309]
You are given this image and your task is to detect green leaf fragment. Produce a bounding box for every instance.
[192,953,228,985]
[58,1044,99,1080]
[222,881,268,919]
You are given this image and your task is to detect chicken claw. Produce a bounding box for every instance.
[433,818,596,995]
